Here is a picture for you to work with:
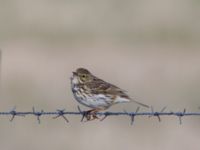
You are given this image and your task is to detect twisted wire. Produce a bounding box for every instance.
[0,106,200,125]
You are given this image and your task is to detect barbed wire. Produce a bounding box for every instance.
[0,106,200,125]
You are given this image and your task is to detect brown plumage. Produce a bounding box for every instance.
[71,68,149,121]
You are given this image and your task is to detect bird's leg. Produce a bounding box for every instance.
[84,109,101,121]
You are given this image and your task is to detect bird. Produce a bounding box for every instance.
[70,68,149,121]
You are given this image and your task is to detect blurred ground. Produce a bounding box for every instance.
[0,1,200,150]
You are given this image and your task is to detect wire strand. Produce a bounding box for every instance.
[0,106,199,125]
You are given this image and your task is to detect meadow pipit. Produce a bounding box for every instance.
[71,68,149,121]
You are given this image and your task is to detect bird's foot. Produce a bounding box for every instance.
[83,110,99,122]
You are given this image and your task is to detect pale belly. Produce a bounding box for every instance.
[73,90,112,109]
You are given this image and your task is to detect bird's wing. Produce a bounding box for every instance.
[86,77,149,108]
[86,77,129,99]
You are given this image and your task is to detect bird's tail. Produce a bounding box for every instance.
[130,98,149,108]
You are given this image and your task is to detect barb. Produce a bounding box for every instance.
[52,109,69,123]
[32,107,44,124]
[148,106,167,122]
[9,106,25,122]
[77,105,86,122]
[130,106,140,125]
[0,106,200,124]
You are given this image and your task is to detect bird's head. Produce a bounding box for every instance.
[72,68,93,84]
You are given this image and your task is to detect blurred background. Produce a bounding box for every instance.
[0,0,200,150]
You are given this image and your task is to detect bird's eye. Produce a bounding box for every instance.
[82,74,86,78]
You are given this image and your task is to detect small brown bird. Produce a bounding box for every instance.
[71,68,149,120]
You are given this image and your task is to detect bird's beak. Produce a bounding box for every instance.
[73,72,78,76]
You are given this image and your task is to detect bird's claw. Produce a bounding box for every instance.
[83,110,99,122]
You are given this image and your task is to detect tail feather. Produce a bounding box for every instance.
[130,99,149,108]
